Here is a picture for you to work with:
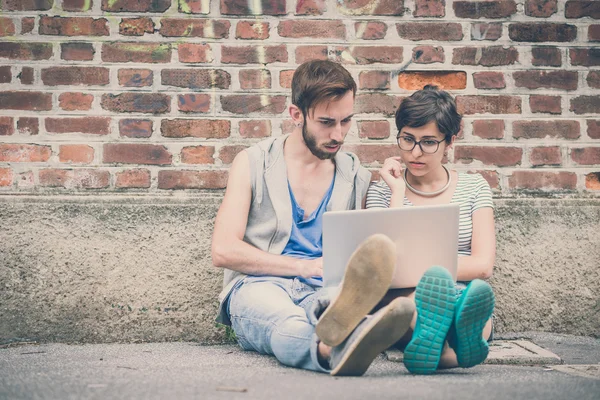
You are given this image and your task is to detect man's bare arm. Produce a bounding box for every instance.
[211,151,322,278]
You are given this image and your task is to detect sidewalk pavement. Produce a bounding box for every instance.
[1,332,598,400]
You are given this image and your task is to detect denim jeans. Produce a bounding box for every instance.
[227,276,332,373]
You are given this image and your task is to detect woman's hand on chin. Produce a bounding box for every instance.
[380,156,406,195]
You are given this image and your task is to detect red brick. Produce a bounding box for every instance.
[471,23,502,41]
[278,20,345,39]
[39,16,109,36]
[0,91,52,110]
[104,143,172,165]
[529,95,561,114]
[16,171,34,189]
[472,120,505,139]
[162,69,230,89]
[0,168,12,186]
[342,144,398,164]
[337,0,405,16]
[279,70,294,88]
[63,0,93,11]
[39,169,110,189]
[0,42,53,60]
[333,46,403,64]
[61,42,95,61]
[457,96,521,115]
[116,169,151,189]
[453,46,518,66]
[119,119,153,138]
[0,144,51,162]
[513,71,578,90]
[509,23,577,42]
[239,120,271,138]
[588,120,600,139]
[219,145,247,164]
[119,18,155,36]
[221,95,287,115]
[571,148,600,165]
[0,66,10,83]
[42,67,108,86]
[414,0,445,17]
[158,170,227,189]
[531,46,562,66]
[454,1,517,18]
[570,96,600,114]
[0,17,15,36]
[565,1,600,18]
[59,144,94,164]
[359,71,390,90]
[101,0,170,12]
[570,48,600,66]
[473,72,506,89]
[21,17,35,34]
[17,117,38,135]
[589,25,600,41]
[398,71,466,90]
[525,0,557,17]
[0,117,13,136]
[46,117,110,135]
[355,94,402,116]
[101,93,170,114]
[530,146,562,166]
[473,170,499,189]
[236,21,269,40]
[413,46,444,64]
[19,67,34,84]
[358,120,390,139]
[295,46,328,63]
[585,172,600,190]
[454,145,522,166]
[2,0,52,11]
[178,94,211,113]
[397,23,463,41]
[296,0,327,15]
[118,69,153,87]
[222,45,287,64]
[181,146,215,164]
[588,71,600,88]
[221,0,286,15]
[178,43,212,63]
[102,42,171,63]
[58,92,94,111]
[239,69,271,90]
[508,171,576,190]
[513,121,580,139]
[355,21,387,40]
[159,19,230,38]
[161,119,230,138]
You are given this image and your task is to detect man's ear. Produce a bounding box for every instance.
[289,104,303,126]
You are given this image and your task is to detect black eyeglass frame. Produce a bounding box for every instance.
[396,134,445,154]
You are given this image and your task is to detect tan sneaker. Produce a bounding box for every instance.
[316,233,396,347]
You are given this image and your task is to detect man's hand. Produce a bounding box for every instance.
[297,257,323,279]
[379,156,406,194]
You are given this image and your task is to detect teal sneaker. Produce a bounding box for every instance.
[403,266,456,375]
[447,279,495,368]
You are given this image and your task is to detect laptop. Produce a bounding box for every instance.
[322,203,460,289]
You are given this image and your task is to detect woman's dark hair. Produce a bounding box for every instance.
[395,85,462,143]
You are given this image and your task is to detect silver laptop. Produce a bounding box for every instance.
[322,204,460,289]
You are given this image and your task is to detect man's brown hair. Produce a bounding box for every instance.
[291,60,357,118]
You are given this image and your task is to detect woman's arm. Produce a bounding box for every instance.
[456,207,496,281]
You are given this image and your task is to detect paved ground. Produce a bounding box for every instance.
[0,332,598,400]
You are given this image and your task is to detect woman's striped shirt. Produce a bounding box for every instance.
[365,172,494,257]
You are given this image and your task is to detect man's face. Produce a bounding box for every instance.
[302,91,354,160]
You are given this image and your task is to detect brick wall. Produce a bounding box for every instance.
[0,0,598,195]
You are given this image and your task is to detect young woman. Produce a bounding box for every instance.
[366,85,496,374]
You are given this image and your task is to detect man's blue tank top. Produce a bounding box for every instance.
[282,174,335,286]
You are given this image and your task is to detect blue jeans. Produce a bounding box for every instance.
[227,276,333,373]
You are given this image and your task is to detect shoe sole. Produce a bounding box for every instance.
[316,234,396,347]
[331,297,415,376]
[403,266,455,375]
[453,280,495,368]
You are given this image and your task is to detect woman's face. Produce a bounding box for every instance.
[397,121,452,177]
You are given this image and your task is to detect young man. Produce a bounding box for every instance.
[212,60,414,376]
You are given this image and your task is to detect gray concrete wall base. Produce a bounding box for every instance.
[0,195,598,343]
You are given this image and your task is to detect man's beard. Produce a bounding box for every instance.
[302,124,343,160]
